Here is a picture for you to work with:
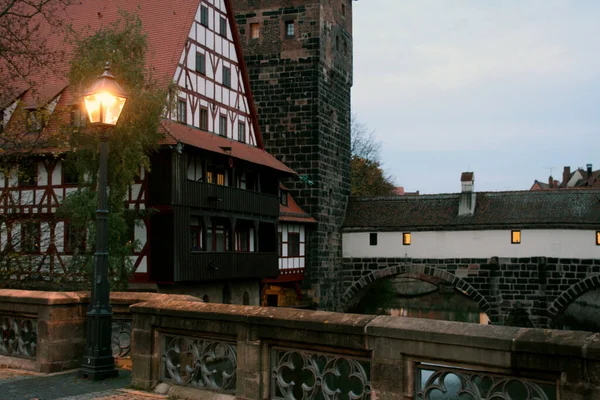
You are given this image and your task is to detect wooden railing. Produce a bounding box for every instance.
[176,251,279,281]
[182,181,279,217]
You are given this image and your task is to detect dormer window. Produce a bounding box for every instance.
[26,109,44,133]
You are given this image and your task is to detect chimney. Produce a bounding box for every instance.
[587,163,593,178]
[562,166,571,187]
[458,172,476,216]
[548,175,553,188]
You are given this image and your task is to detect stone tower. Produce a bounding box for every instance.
[232,0,353,310]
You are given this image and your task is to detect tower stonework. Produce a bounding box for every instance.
[232,0,353,310]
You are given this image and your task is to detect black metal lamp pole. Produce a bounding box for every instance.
[79,62,128,380]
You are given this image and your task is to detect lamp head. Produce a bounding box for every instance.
[83,62,128,127]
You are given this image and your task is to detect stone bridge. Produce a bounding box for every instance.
[341,256,600,328]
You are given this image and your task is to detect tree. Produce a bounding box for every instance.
[350,115,396,196]
[0,0,68,103]
[56,11,173,290]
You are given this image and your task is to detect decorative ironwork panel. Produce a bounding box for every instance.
[0,316,37,359]
[271,347,371,400]
[415,364,557,400]
[111,320,131,358]
[161,334,237,392]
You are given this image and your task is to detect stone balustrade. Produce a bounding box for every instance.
[131,299,600,400]
[0,289,198,372]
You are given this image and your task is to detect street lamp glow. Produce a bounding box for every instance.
[83,62,128,127]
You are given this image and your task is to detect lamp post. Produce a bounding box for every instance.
[79,62,127,380]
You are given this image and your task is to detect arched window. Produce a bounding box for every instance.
[243,291,250,305]
[223,284,231,304]
[202,294,209,303]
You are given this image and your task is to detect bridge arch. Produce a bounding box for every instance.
[341,264,495,322]
[548,274,600,324]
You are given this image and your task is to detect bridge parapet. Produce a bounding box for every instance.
[131,299,600,399]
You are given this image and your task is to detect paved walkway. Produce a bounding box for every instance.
[0,368,165,400]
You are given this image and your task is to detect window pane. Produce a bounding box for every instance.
[289,233,300,257]
[250,23,259,39]
[196,52,205,74]
[200,5,208,26]
[223,67,231,87]
[200,108,208,130]
[286,21,294,37]
[238,122,245,142]
[220,17,227,36]
[369,232,377,246]
[177,100,186,124]
[219,116,227,136]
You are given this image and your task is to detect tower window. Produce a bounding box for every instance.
[403,232,411,246]
[222,66,231,87]
[196,52,206,74]
[511,230,521,244]
[369,232,377,246]
[250,23,260,39]
[200,5,208,26]
[285,21,295,38]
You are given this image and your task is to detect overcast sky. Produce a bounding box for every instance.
[351,0,600,194]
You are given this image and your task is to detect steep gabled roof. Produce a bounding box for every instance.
[2,0,199,99]
[344,190,600,231]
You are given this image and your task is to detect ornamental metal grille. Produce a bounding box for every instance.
[415,363,557,400]
[161,334,237,393]
[111,320,131,358]
[270,347,371,400]
[0,315,37,359]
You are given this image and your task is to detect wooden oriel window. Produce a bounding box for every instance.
[403,232,411,246]
[250,23,260,39]
[222,66,231,87]
[199,107,208,130]
[288,232,300,257]
[177,99,186,124]
[511,230,521,244]
[369,232,377,246]
[196,52,206,74]
[200,5,208,26]
[219,115,227,136]
[219,16,227,36]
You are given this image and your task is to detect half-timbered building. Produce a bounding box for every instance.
[0,0,297,304]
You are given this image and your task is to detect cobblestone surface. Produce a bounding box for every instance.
[0,368,164,400]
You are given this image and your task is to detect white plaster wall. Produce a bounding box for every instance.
[343,229,600,259]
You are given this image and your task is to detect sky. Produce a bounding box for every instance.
[351,0,600,194]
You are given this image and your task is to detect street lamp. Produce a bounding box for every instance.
[79,62,127,380]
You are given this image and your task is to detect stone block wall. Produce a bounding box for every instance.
[232,0,353,310]
[0,290,198,372]
[341,257,600,328]
[130,298,600,399]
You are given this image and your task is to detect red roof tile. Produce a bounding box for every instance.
[279,185,316,224]
[159,119,294,174]
[461,172,474,182]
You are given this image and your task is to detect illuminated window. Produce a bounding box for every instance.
[596,231,600,245]
[285,21,295,37]
[250,23,260,39]
[511,230,521,244]
[369,232,377,246]
[217,172,225,186]
[206,171,213,184]
[402,232,411,245]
